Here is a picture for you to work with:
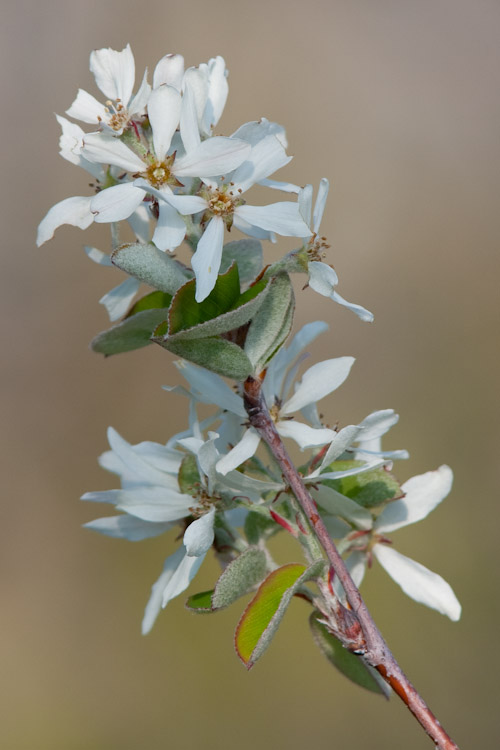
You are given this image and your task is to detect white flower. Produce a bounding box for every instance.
[66,44,151,135]
[86,84,251,253]
[82,426,220,633]
[316,465,461,621]
[154,133,311,300]
[299,180,374,322]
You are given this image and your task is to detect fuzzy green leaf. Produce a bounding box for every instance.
[178,455,200,495]
[244,511,280,545]
[91,308,170,355]
[244,273,295,372]
[322,462,401,510]
[126,290,172,317]
[165,264,269,342]
[112,242,191,294]
[309,612,390,697]
[212,547,268,610]
[155,335,253,381]
[185,590,214,613]
[235,560,325,669]
[220,239,263,284]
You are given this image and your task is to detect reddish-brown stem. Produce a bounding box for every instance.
[244,376,459,750]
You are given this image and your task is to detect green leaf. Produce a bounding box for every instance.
[220,239,263,284]
[185,590,214,613]
[185,548,268,614]
[244,273,295,372]
[309,612,390,697]
[178,455,200,495]
[168,263,241,334]
[91,308,170,355]
[112,242,191,294]
[126,290,172,317]
[322,462,401,510]
[165,264,269,342]
[155,335,253,381]
[235,560,325,669]
[212,547,268,610]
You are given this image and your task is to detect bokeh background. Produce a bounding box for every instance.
[3,0,499,747]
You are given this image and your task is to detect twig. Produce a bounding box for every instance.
[244,375,460,750]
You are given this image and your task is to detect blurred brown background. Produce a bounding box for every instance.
[2,0,499,747]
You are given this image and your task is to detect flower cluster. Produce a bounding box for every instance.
[37,44,369,317]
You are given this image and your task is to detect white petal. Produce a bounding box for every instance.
[265,320,329,399]
[312,458,387,482]
[191,216,225,302]
[183,66,209,126]
[66,88,107,124]
[153,53,184,89]
[282,357,355,414]
[128,69,151,117]
[142,546,204,634]
[180,80,201,153]
[202,56,228,133]
[231,118,288,148]
[84,245,113,266]
[174,360,246,417]
[236,202,310,237]
[276,420,336,450]
[90,43,135,103]
[99,277,140,321]
[175,137,251,178]
[82,133,144,172]
[91,183,145,223]
[374,545,461,621]
[357,409,399,442]
[298,184,313,227]
[127,203,151,243]
[232,213,275,241]
[232,135,291,193]
[315,425,362,473]
[148,85,181,161]
[152,189,206,215]
[152,200,186,252]
[216,428,261,475]
[308,262,374,322]
[106,427,173,486]
[37,196,94,246]
[84,515,172,541]
[259,178,301,193]
[183,507,216,556]
[376,465,453,533]
[312,178,329,234]
[115,488,193,523]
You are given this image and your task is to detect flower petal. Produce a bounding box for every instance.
[82,133,145,172]
[282,357,355,415]
[183,507,216,556]
[90,43,135,103]
[142,546,204,634]
[276,420,336,450]
[374,544,461,621]
[152,199,187,252]
[153,53,184,89]
[312,178,329,234]
[66,88,107,125]
[216,428,261,475]
[174,361,246,417]
[148,85,182,161]
[191,216,225,302]
[175,137,251,178]
[232,135,291,193]
[376,465,453,533]
[308,262,374,322]
[37,196,94,246]
[99,277,140,321]
[202,56,228,133]
[91,183,145,223]
[236,202,310,237]
[84,515,172,541]
[128,69,151,117]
